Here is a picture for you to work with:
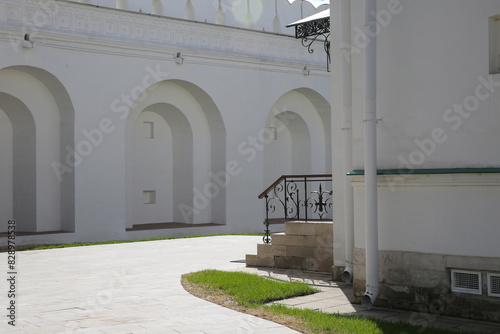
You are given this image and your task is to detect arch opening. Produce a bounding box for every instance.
[264,89,331,186]
[0,95,36,232]
[125,80,226,228]
[0,66,75,233]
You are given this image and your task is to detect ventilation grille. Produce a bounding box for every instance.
[488,273,500,297]
[451,270,482,295]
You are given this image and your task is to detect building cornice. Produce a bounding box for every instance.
[0,0,328,72]
[348,169,500,188]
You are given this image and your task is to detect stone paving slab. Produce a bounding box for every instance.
[0,236,299,334]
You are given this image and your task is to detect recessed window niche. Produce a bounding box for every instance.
[143,190,156,204]
[143,121,154,139]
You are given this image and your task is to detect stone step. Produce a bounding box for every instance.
[245,254,257,266]
[246,221,333,273]
[285,221,333,236]
[245,253,274,267]
[271,233,333,248]
[257,243,273,257]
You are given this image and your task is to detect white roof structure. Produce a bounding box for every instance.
[287,0,330,9]
[286,8,330,28]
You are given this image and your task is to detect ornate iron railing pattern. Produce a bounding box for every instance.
[259,174,332,244]
[292,15,331,72]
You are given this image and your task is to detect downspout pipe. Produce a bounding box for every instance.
[361,0,379,308]
[340,0,354,284]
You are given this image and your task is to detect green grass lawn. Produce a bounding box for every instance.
[185,269,319,307]
[183,269,476,334]
[265,304,467,334]
[9,233,261,252]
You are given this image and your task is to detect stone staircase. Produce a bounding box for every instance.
[246,221,333,273]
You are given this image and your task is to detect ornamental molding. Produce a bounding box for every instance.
[0,28,328,78]
[0,0,325,66]
[349,172,500,188]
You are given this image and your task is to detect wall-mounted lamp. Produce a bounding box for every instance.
[22,34,34,48]
[175,52,184,65]
[302,66,310,76]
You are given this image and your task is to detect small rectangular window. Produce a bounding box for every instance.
[143,190,156,204]
[451,269,482,295]
[143,121,154,139]
[488,273,500,297]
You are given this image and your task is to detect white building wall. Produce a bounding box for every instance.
[330,0,500,277]
[349,0,500,170]
[130,111,174,225]
[0,69,62,232]
[0,0,331,243]
[328,0,500,318]
[351,174,500,258]
[67,0,329,33]
[345,0,500,258]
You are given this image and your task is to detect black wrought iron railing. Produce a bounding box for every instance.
[258,174,332,244]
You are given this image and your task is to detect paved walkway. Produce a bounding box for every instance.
[0,236,298,334]
[1,235,499,334]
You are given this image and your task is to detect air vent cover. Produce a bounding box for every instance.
[451,270,482,295]
[488,273,500,297]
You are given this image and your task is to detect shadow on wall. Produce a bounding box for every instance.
[0,66,75,233]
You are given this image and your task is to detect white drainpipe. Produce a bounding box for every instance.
[340,0,354,284]
[361,0,379,308]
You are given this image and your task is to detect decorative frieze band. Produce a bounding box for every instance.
[0,0,325,65]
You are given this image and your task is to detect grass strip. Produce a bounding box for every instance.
[182,269,477,334]
[185,269,319,307]
[265,304,465,334]
[7,233,261,252]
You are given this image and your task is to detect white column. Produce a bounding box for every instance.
[152,0,164,16]
[116,0,129,10]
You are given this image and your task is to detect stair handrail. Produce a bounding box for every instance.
[259,174,333,244]
[258,174,332,199]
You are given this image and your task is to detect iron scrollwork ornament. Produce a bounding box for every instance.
[260,175,332,243]
[295,16,331,72]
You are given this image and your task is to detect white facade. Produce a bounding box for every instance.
[331,0,500,320]
[0,0,331,245]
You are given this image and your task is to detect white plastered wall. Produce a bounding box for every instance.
[263,118,293,185]
[0,0,331,243]
[130,111,174,225]
[264,90,331,186]
[126,81,215,226]
[348,0,500,258]
[0,109,13,231]
[0,69,61,232]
